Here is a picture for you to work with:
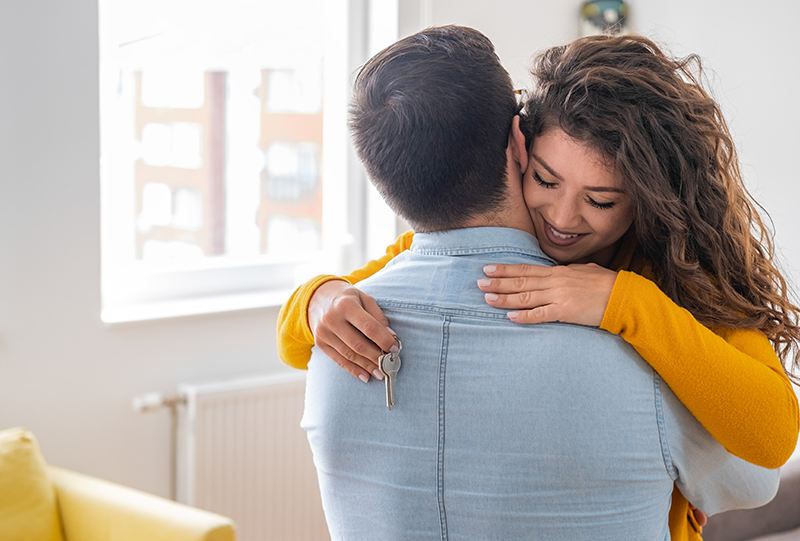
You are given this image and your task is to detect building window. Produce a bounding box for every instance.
[98,0,375,322]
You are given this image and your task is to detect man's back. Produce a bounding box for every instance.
[302,228,773,540]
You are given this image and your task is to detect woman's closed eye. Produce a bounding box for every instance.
[534,170,617,210]
[533,171,557,189]
[587,197,616,210]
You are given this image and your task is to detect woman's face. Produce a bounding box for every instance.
[523,128,634,266]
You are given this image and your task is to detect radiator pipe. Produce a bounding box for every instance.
[132,392,187,501]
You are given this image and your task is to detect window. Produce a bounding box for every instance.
[99,0,398,323]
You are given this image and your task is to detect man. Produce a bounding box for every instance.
[301,25,777,540]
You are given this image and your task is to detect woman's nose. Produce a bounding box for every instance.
[548,195,581,231]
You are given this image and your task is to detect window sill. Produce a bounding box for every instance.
[101,288,295,325]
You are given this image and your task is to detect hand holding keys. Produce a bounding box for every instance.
[378,339,402,410]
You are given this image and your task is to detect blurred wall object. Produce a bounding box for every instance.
[580,0,629,36]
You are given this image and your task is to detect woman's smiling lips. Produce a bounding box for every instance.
[542,220,585,247]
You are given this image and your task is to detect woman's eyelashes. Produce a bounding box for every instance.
[587,198,616,210]
[532,171,557,189]
[532,171,617,210]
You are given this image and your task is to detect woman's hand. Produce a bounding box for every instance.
[689,504,708,527]
[478,263,618,327]
[308,280,399,383]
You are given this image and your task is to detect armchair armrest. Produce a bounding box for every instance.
[49,466,235,541]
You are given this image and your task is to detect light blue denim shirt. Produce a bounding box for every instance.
[302,227,777,541]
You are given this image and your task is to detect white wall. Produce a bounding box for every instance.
[1,0,798,501]
[0,0,289,497]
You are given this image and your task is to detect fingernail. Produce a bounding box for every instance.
[485,293,499,301]
[477,278,491,287]
[359,374,369,383]
[372,369,385,381]
[484,265,497,274]
[507,311,520,320]
[386,326,397,337]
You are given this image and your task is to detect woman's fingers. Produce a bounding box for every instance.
[480,263,618,327]
[314,331,378,383]
[356,291,398,353]
[315,318,384,373]
[308,280,399,382]
[483,287,565,324]
[478,276,552,295]
[483,263,554,278]
[688,504,708,527]
[484,289,551,310]
[507,305,560,324]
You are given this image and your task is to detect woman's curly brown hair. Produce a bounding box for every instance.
[521,34,800,378]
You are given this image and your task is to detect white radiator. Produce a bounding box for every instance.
[177,372,329,541]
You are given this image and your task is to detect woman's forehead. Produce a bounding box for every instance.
[532,128,621,188]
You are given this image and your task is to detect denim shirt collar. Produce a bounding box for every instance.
[409,227,555,265]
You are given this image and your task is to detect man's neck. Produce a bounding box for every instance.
[460,205,536,236]
[413,205,536,236]
[415,219,535,236]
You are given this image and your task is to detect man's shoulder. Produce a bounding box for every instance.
[357,246,553,313]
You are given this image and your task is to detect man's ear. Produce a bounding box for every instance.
[508,115,528,174]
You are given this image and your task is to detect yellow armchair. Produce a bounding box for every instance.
[0,427,235,541]
[50,465,235,541]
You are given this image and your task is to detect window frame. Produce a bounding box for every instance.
[99,0,402,324]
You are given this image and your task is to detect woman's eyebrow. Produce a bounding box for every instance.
[531,152,564,181]
[532,152,624,194]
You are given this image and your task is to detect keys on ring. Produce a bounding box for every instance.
[378,339,402,410]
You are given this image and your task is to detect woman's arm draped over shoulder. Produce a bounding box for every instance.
[601,271,800,468]
[276,231,415,370]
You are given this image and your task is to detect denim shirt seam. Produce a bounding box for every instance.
[376,302,600,330]
[375,301,510,321]
[412,245,553,262]
[437,315,450,540]
[654,372,678,480]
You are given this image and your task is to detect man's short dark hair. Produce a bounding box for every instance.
[349,25,518,231]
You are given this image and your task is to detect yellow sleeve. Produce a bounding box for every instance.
[600,270,800,469]
[276,230,415,370]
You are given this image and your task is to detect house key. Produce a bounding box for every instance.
[378,339,402,410]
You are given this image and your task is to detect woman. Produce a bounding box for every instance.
[277,35,800,539]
